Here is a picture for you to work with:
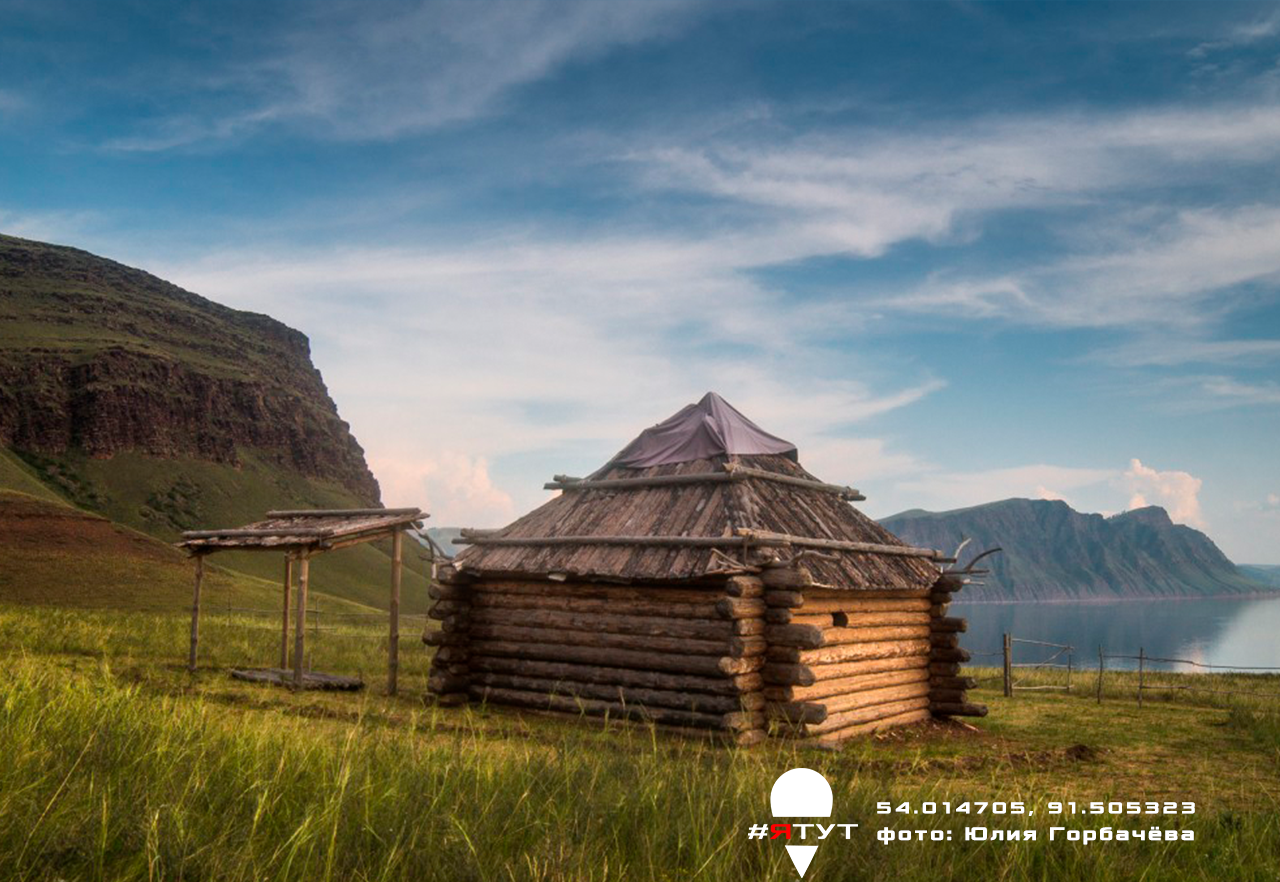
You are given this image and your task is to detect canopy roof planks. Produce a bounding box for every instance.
[177,507,426,694]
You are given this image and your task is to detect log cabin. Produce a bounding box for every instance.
[426,393,985,745]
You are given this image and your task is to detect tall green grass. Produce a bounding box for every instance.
[1,604,1278,881]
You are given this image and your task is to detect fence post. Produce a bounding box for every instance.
[1067,652,1073,693]
[1137,647,1144,708]
[1003,633,1013,697]
[1096,645,1104,705]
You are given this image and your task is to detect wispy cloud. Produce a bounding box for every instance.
[107,0,706,150]
[893,464,1118,514]
[156,233,943,522]
[144,91,1280,519]
[1189,10,1280,58]
[1198,376,1280,407]
[886,205,1280,330]
[1091,336,1280,368]
[630,102,1280,330]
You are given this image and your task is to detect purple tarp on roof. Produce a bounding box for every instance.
[606,392,798,468]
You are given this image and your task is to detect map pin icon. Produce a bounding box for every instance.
[770,768,833,878]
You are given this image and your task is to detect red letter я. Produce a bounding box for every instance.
[770,824,792,840]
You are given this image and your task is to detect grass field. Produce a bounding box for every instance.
[1,602,1277,881]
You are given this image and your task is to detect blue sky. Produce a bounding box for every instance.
[3,1,1280,562]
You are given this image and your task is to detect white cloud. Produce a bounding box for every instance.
[1123,458,1205,527]
[635,101,1280,258]
[899,205,1280,332]
[157,234,944,525]
[892,464,1117,513]
[107,0,705,150]
[1198,376,1280,407]
[368,450,515,526]
[1189,11,1280,57]
[0,206,103,244]
[1091,336,1280,368]
[637,130,1280,330]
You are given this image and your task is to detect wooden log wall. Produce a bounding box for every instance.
[424,573,768,745]
[925,574,987,720]
[761,583,933,744]
[424,563,472,706]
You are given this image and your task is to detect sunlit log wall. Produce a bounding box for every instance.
[759,572,986,745]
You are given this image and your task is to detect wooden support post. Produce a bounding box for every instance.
[1002,633,1013,697]
[281,554,293,670]
[389,529,402,696]
[1137,646,1144,708]
[188,555,204,672]
[1096,645,1104,705]
[294,555,310,689]
[1066,652,1073,693]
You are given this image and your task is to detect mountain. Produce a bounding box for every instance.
[0,234,429,610]
[1239,565,1280,588]
[424,527,464,556]
[0,234,377,499]
[880,498,1267,600]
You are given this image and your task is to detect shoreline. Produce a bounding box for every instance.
[950,590,1280,606]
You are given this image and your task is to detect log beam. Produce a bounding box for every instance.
[766,638,930,666]
[187,555,204,672]
[389,529,402,696]
[814,708,932,744]
[293,555,310,688]
[763,656,926,687]
[806,696,930,736]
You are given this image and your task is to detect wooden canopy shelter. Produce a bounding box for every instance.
[428,394,986,745]
[178,507,425,694]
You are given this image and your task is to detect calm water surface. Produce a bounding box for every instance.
[949,595,1280,672]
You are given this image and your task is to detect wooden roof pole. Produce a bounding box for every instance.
[293,554,310,689]
[265,507,423,518]
[188,555,204,673]
[389,529,402,696]
[281,554,293,671]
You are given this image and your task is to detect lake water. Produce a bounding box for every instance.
[949,595,1280,672]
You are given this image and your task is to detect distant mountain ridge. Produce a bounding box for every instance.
[881,498,1267,600]
[1240,564,1280,589]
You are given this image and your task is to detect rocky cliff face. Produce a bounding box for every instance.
[881,498,1265,600]
[0,234,379,503]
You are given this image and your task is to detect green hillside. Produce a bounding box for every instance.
[9,447,434,612]
[0,490,373,613]
[0,447,64,502]
[0,233,432,612]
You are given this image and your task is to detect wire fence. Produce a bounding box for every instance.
[987,632,1280,709]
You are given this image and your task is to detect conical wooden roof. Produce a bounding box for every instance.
[454,397,943,591]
